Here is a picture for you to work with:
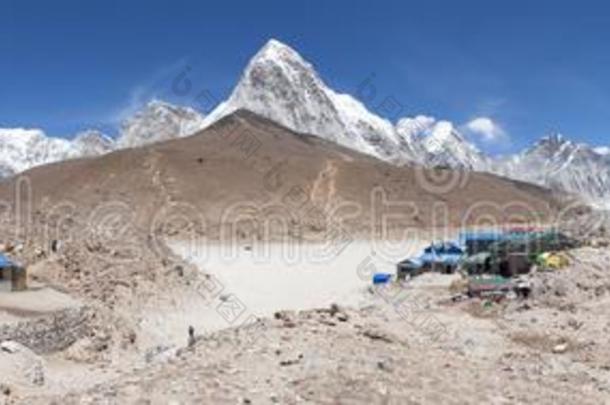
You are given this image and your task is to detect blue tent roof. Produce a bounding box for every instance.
[419,252,463,266]
[423,242,464,255]
[0,254,17,269]
[417,242,465,266]
[460,232,504,242]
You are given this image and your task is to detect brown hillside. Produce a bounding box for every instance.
[0,110,558,241]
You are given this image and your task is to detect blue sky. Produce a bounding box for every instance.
[1,0,609,153]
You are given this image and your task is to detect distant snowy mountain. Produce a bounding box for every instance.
[0,100,206,176]
[0,128,76,176]
[73,130,115,157]
[203,39,414,163]
[492,134,610,204]
[117,100,206,149]
[394,115,434,156]
[395,116,489,170]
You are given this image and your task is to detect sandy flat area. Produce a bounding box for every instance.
[169,239,429,332]
[0,287,81,323]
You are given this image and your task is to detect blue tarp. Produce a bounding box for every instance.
[0,254,16,269]
[419,252,463,266]
[373,273,393,285]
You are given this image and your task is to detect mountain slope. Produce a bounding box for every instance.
[0,110,558,236]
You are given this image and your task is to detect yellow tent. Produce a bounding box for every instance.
[539,252,570,270]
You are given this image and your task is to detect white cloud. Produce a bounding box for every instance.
[464,117,508,143]
[594,146,610,155]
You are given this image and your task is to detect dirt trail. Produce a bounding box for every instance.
[309,159,338,210]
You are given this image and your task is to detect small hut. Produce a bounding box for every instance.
[0,254,26,292]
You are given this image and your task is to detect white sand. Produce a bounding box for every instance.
[169,239,429,335]
[0,287,81,323]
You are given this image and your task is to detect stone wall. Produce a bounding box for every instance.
[0,306,90,354]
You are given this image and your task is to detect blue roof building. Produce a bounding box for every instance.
[0,254,26,291]
[0,254,17,269]
[397,242,465,278]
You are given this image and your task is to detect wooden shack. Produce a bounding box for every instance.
[11,267,27,291]
[0,254,26,292]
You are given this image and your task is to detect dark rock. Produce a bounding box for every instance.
[362,328,394,344]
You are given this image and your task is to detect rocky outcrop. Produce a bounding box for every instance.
[0,307,89,354]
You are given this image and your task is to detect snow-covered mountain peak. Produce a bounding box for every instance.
[426,121,468,147]
[524,133,590,164]
[540,132,567,143]
[134,99,203,121]
[73,130,115,157]
[203,39,409,162]
[73,129,114,145]
[394,115,486,169]
[493,132,610,203]
[0,128,75,175]
[396,116,436,135]
[139,99,202,117]
[0,99,209,176]
[0,128,45,145]
[533,133,599,162]
[422,121,487,169]
[117,99,206,149]
[252,39,308,66]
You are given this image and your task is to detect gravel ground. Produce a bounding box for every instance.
[4,247,609,405]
